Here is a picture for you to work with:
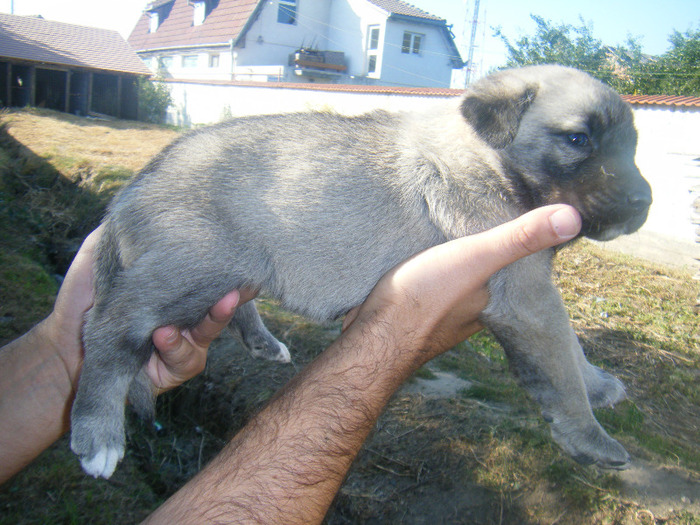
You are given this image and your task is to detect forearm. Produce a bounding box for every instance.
[0,320,76,483]
[145,313,425,524]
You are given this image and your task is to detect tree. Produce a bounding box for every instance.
[137,77,172,124]
[495,16,700,97]
[494,16,613,80]
[650,27,700,96]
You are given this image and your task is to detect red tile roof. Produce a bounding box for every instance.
[0,13,151,75]
[128,0,259,51]
[622,94,700,108]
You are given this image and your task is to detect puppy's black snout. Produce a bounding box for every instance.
[627,191,652,210]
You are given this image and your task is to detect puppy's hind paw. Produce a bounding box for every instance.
[549,417,631,470]
[79,447,125,479]
[272,341,291,363]
[582,365,627,409]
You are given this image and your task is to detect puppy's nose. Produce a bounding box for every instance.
[627,191,652,210]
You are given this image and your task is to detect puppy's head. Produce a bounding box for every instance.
[461,65,652,241]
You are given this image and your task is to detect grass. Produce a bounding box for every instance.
[0,108,698,524]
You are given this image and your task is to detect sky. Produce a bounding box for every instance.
[1,0,699,81]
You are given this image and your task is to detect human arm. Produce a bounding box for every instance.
[0,227,243,484]
[144,204,582,524]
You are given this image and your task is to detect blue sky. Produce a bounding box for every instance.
[2,0,698,78]
[414,0,700,77]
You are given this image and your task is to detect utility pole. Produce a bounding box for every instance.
[464,0,481,86]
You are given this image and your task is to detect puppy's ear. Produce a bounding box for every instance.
[460,75,538,149]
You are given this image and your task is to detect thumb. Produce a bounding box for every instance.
[471,204,581,278]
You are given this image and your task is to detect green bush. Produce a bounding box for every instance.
[137,78,172,124]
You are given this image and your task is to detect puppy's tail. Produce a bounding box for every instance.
[127,368,156,421]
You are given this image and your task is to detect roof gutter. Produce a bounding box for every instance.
[135,42,232,54]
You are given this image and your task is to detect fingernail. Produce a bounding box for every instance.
[164,326,179,344]
[549,207,581,239]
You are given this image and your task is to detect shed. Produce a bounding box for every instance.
[0,13,152,119]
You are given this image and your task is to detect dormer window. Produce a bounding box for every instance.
[147,1,174,33]
[192,1,206,26]
[149,11,159,33]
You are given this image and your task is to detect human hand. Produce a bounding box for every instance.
[148,289,256,393]
[342,204,582,365]
[41,226,245,391]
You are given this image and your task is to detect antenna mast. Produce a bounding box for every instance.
[464,0,481,86]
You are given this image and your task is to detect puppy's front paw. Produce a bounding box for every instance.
[548,416,630,470]
[246,334,291,363]
[581,364,626,408]
[70,417,126,479]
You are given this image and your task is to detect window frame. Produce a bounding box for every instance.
[401,31,424,55]
[366,25,381,77]
[182,55,199,68]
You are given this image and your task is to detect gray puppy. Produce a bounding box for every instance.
[71,65,651,479]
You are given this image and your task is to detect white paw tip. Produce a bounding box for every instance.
[277,342,291,363]
[80,447,124,479]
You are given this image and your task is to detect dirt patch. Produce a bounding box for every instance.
[619,460,700,518]
[403,369,473,398]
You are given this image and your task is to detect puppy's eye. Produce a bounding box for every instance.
[567,133,590,147]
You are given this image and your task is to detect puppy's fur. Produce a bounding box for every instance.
[71,65,652,478]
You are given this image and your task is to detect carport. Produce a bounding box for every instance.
[0,13,150,119]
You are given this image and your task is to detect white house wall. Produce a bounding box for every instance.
[328,0,386,78]
[141,46,236,81]
[381,20,453,87]
[235,1,332,68]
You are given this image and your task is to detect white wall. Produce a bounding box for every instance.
[162,80,699,268]
[164,80,448,125]
[140,47,235,82]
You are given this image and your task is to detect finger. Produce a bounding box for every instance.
[189,290,240,347]
[150,325,206,383]
[468,204,581,279]
[152,325,181,354]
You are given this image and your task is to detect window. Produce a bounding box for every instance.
[278,0,297,24]
[366,25,380,76]
[368,26,380,51]
[158,56,173,70]
[401,31,423,54]
[182,55,198,68]
[149,11,159,33]
[209,54,220,68]
[193,1,206,26]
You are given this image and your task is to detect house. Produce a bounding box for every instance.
[127,0,463,88]
[0,13,151,119]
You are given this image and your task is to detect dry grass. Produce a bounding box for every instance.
[1,108,178,172]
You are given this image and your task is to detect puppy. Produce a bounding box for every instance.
[70,65,652,478]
